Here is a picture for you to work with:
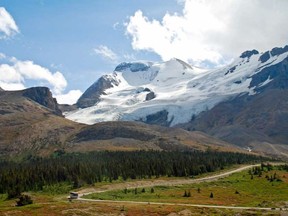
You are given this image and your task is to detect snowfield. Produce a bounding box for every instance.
[66,50,288,126]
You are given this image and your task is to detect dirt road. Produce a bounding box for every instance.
[77,198,287,211]
[77,163,283,197]
[74,163,287,211]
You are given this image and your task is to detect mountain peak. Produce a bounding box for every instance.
[76,73,120,108]
[258,45,288,63]
[270,45,288,56]
[67,45,288,128]
[240,49,259,58]
[114,61,152,73]
[165,58,193,70]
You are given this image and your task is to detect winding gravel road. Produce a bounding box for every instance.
[75,163,287,211]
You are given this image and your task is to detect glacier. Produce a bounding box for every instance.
[65,48,288,126]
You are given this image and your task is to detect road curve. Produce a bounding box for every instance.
[75,163,287,211]
[78,163,283,197]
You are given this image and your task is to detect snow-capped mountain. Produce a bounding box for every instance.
[66,45,288,127]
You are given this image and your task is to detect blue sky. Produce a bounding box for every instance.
[0,0,287,104]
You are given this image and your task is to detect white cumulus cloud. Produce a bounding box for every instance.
[12,59,67,94]
[0,64,23,83]
[94,45,118,62]
[55,90,83,105]
[0,82,25,91]
[0,7,19,38]
[0,57,82,104]
[0,59,67,94]
[126,0,288,66]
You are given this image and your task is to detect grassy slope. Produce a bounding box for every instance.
[0,90,244,158]
[0,94,83,158]
[1,167,287,215]
[84,168,288,208]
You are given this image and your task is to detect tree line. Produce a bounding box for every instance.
[0,150,266,197]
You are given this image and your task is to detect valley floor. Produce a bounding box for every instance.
[1,163,287,215]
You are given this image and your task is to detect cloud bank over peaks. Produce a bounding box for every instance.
[126,0,288,67]
[0,56,82,105]
[0,7,19,39]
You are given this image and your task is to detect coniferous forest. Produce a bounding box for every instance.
[0,150,267,197]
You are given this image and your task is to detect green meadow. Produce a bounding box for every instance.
[84,166,288,208]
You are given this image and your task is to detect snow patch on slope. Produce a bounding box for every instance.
[66,50,288,126]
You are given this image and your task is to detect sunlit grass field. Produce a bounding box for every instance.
[0,166,287,215]
[84,168,288,208]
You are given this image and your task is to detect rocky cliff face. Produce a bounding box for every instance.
[0,87,80,158]
[250,56,288,92]
[76,74,120,108]
[21,87,62,116]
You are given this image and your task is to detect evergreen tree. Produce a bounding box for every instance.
[73,176,80,189]
[7,186,22,199]
[0,150,265,195]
